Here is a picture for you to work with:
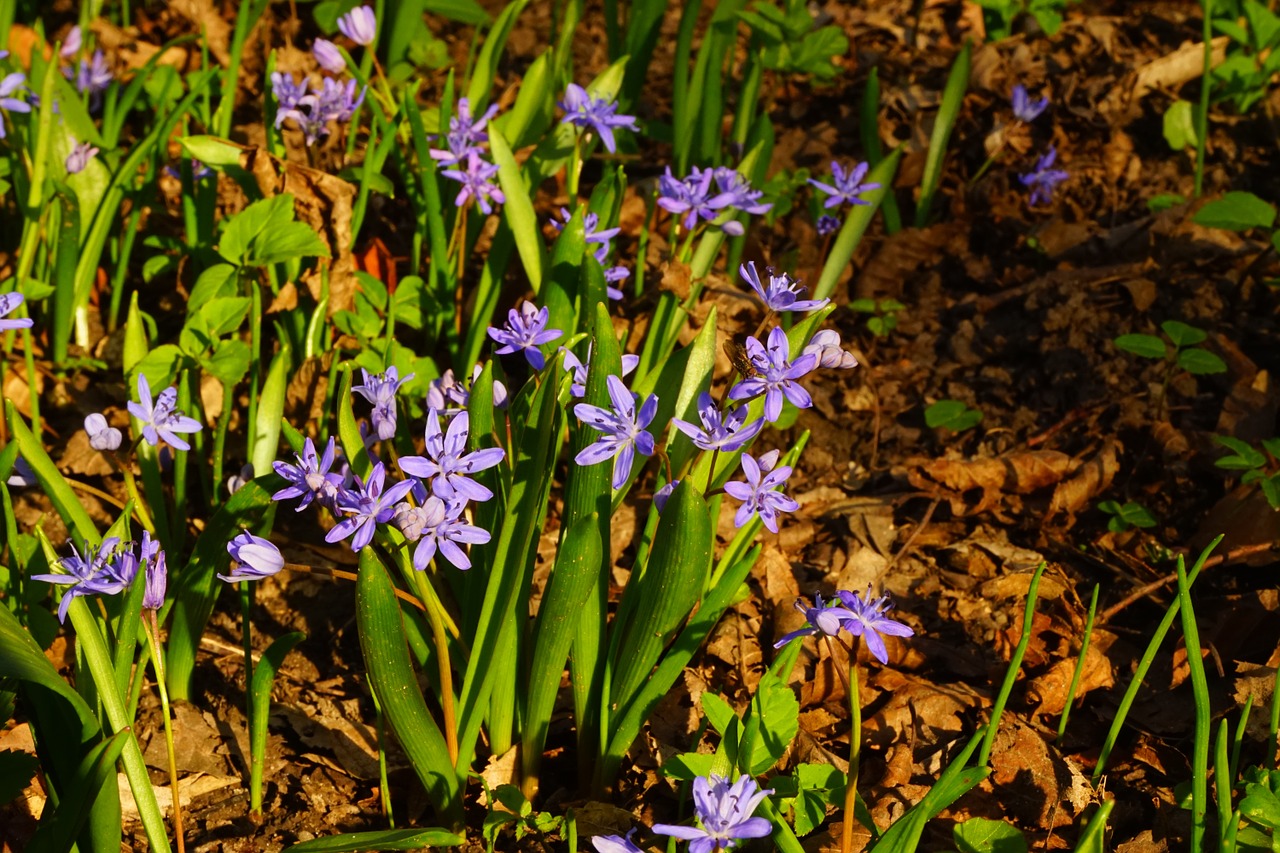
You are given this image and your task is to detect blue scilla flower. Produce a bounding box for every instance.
[353,366,413,441]
[221,531,286,582]
[670,392,763,453]
[1011,84,1049,123]
[739,261,828,314]
[1021,146,1069,207]
[127,374,203,451]
[273,436,344,512]
[573,375,658,490]
[0,292,33,331]
[837,587,915,665]
[772,593,858,648]
[558,83,639,154]
[399,408,505,502]
[327,463,415,552]
[809,160,880,209]
[652,774,774,853]
[487,301,562,370]
[723,449,799,534]
[727,327,818,423]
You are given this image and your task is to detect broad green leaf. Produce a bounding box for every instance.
[953,817,1028,853]
[1215,435,1269,470]
[1113,333,1167,360]
[1193,191,1277,231]
[251,345,290,480]
[179,134,245,168]
[285,828,464,852]
[220,195,293,265]
[1160,320,1207,347]
[26,730,130,853]
[745,672,800,774]
[0,604,97,730]
[1163,100,1198,150]
[924,399,982,432]
[1177,348,1227,375]
[251,221,330,266]
[701,692,736,737]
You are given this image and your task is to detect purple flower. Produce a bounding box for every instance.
[1011,84,1049,123]
[221,531,286,582]
[772,593,858,648]
[573,375,658,490]
[353,366,413,441]
[727,327,818,423]
[653,479,680,513]
[313,38,346,73]
[441,151,505,214]
[652,774,774,853]
[84,413,122,451]
[337,5,378,46]
[127,374,203,451]
[552,208,629,299]
[816,214,841,236]
[327,463,415,552]
[591,830,644,853]
[0,71,31,139]
[558,83,639,154]
[227,462,255,495]
[658,165,771,234]
[425,364,508,415]
[31,537,125,623]
[141,536,167,611]
[66,140,98,175]
[399,409,505,502]
[561,343,640,398]
[401,496,492,571]
[429,97,499,166]
[835,587,915,665]
[670,393,763,453]
[739,261,828,314]
[164,159,213,181]
[487,301,562,370]
[7,456,36,487]
[803,329,858,370]
[0,292,34,331]
[1020,146,1069,207]
[710,166,771,217]
[271,71,310,123]
[70,50,113,111]
[61,26,83,58]
[809,160,880,209]
[723,449,799,533]
[273,436,343,512]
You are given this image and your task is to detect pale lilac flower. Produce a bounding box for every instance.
[127,374,203,451]
[816,214,841,236]
[739,261,828,313]
[772,593,858,648]
[273,436,343,512]
[221,531,286,582]
[425,364,508,415]
[402,496,491,571]
[66,140,98,175]
[1011,84,1049,123]
[441,151,505,214]
[710,166,771,217]
[803,329,858,370]
[836,587,915,665]
[70,50,113,110]
[283,77,365,146]
[552,207,629,299]
[0,71,31,139]
[61,26,83,58]
[573,375,658,489]
[727,327,818,423]
[141,537,167,611]
[227,462,255,495]
[429,97,499,166]
[558,83,639,154]
[670,393,763,453]
[353,366,413,441]
[592,830,644,853]
[658,165,770,233]
[653,479,680,513]
[723,449,799,533]
[0,292,34,331]
[84,413,122,451]
[327,463,415,551]
[271,71,310,124]
[31,537,124,623]
[561,343,640,398]
[337,5,377,46]
[652,774,774,853]
[399,409,505,502]
[809,160,880,209]
[7,456,36,487]
[1021,146,1069,207]
[313,38,346,73]
[487,302,562,370]
[602,264,630,301]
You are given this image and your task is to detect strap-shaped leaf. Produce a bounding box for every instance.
[5,400,98,544]
[26,730,130,853]
[490,124,545,292]
[285,827,464,852]
[915,41,970,228]
[249,631,306,813]
[542,206,587,340]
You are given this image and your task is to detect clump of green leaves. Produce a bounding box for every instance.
[1114,320,1228,417]
[481,784,563,852]
[737,0,849,82]
[974,0,1079,39]
[1098,500,1158,533]
[1213,435,1280,508]
[925,399,983,433]
[849,297,904,338]
[1212,1,1280,113]
[1238,766,1280,848]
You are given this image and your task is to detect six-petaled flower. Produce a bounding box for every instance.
[652,774,774,853]
[31,537,125,623]
[809,160,880,209]
[670,392,763,453]
[573,375,658,490]
[836,587,915,665]
[1020,146,1069,207]
[441,151,506,214]
[487,302,562,370]
[429,97,499,166]
[558,83,639,154]
[739,261,829,314]
[399,409,505,502]
[728,327,818,423]
[1011,84,1049,123]
[397,496,492,571]
[273,436,343,512]
[723,449,799,533]
[0,292,33,331]
[337,5,377,46]
[327,463,415,552]
[127,374,203,451]
[772,593,858,648]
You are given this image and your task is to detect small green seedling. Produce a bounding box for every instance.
[849,297,904,338]
[953,816,1029,853]
[1211,0,1280,114]
[1113,320,1227,377]
[737,0,850,82]
[481,784,563,852]
[1097,500,1158,533]
[924,399,983,433]
[974,0,1079,39]
[1213,435,1280,509]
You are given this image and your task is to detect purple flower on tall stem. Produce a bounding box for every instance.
[337,5,378,46]
[573,375,658,489]
[221,531,286,582]
[723,449,799,533]
[399,496,492,571]
[84,413,122,451]
[670,393,763,453]
[0,292,33,331]
[141,537,167,611]
[558,83,639,154]
[552,208,629,299]
[836,587,915,665]
[653,479,680,513]
[127,374,203,451]
[658,165,770,233]
[487,302,562,370]
[727,327,819,423]
[313,38,346,73]
[1020,146,1069,207]
[353,366,413,441]
[1011,84,1049,123]
[561,343,640,398]
[0,70,31,139]
[327,463,415,551]
[809,160,880,209]
[70,50,113,110]
[271,71,310,122]
[273,436,343,511]
[429,97,500,166]
[739,261,828,314]
[772,593,858,648]
[652,774,775,853]
[710,167,771,217]
[31,537,124,623]
[441,151,505,214]
[399,409,505,502]
[803,329,858,370]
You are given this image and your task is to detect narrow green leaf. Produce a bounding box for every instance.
[490,125,545,291]
[249,631,305,813]
[251,345,290,480]
[465,0,531,110]
[27,730,130,853]
[916,42,970,228]
[284,828,464,852]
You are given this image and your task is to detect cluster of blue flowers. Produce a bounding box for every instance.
[33,532,166,623]
[432,97,506,214]
[657,165,772,236]
[1009,84,1068,207]
[269,6,371,146]
[551,208,631,300]
[593,773,774,853]
[775,587,914,665]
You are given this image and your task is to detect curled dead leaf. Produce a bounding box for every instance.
[1047,439,1121,520]
[908,450,1073,516]
[1026,639,1116,717]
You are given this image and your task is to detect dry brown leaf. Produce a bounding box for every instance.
[854,223,966,302]
[58,429,114,478]
[908,450,1073,516]
[989,717,1091,828]
[1026,639,1116,717]
[1100,36,1230,119]
[658,259,691,301]
[1047,439,1121,519]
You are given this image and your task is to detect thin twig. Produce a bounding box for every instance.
[1099,541,1277,623]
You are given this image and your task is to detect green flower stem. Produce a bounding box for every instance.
[144,610,186,853]
[567,132,583,201]
[410,567,460,765]
[238,580,255,795]
[842,637,862,853]
[118,463,157,534]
